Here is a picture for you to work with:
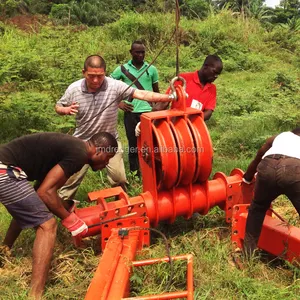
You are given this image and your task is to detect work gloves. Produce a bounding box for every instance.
[135,122,141,137]
[62,212,88,237]
[242,178,252,184]
[242,172,257,185]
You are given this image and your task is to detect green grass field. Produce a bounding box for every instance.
[0,9,299,299]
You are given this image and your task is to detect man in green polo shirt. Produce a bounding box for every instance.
[111,40,165,176]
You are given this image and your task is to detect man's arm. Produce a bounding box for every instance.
[150,82,169,111]
[133,89,173,103]
[37,165,70,219]
[152,82,159,93]
[243,135,276,182]
[203,109,213,121]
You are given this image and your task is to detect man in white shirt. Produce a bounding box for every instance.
[242,127,300,256]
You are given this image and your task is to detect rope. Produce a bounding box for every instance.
[64,3,182,129]
[71,29,176,129]
[175,0,181,76]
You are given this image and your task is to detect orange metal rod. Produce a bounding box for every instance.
[146,171,244,226]
[75,170,248,244]
[129,255,194,300]
[132,254,191,266]
[123,291,189,299]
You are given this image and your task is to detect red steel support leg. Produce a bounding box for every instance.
[85,229,194,300]
[85,228,140,300]
[232,204,300,262]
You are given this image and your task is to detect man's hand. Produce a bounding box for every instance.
[66,102,79,115]
[61,212,88,237]
[119,101,134,112]
[242,177,252,185]
[135,122,141,137]
[168,92,177,101]
[64,199,80,213]
[56,102,79,115]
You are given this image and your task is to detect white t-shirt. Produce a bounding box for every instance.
[263,131,300,159]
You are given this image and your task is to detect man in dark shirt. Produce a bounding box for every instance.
[0,132,117,299]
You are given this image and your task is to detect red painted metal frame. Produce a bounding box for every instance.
[85,228,194,300]
[78,82,300,299]
[232,204,300,263]
[74,170,253,248]
[73,187,150,249]
[74,85,254,247]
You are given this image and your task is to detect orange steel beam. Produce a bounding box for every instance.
[85,228,140,300]
[85,229,194,300]
[232,204,300,262]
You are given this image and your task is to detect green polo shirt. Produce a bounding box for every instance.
[111,60,159,113]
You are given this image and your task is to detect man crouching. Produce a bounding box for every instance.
[0,132,117,299]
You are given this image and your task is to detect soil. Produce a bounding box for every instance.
[2,14,50,32]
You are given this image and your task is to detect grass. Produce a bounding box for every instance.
[0,92,299,300]
[1,176,299,299]
[0,10,299,299]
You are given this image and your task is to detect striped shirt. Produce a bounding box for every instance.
[0,162,34,205]
[0,162,28,182]
[56,77,135,140]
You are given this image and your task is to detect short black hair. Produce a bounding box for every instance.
[89,132,118,154]
[131,40,145,50]
[203,54,223,68]
[291,127,300,135]
[84,55,106,71]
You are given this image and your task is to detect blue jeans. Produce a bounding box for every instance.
[244,155,300,254]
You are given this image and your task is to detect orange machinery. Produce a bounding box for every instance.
[73,78,300,300]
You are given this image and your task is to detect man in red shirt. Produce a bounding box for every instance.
[177,54,223,121]
[135,55,223,136]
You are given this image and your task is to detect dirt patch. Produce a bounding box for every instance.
[3,14,50,32]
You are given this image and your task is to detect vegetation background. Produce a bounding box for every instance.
[0,0,299,299]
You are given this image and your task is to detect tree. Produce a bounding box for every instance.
[246,0,273,21]
[0,0,29,17]
[272,0,300,23]
[180,0,212,19]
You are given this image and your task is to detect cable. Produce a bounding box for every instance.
[124,226,174,292]
[175,0,181,76]
[73,28,177,129]
[64,2,182,129]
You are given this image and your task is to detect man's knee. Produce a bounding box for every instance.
[37,217,57,233]
[249,200,270,214]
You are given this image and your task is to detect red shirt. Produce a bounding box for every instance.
[178,71,217,110]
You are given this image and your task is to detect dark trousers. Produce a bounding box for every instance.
[124,112,142,175]
[244,155,300,255]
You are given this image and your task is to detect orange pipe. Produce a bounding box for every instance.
[75,171,246,243]
[123,291,189,299]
